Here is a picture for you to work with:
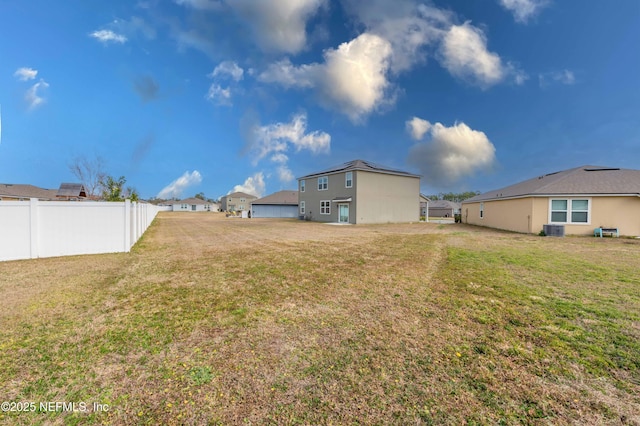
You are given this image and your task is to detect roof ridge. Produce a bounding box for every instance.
[532,165,618,194]
[530,165,584,193]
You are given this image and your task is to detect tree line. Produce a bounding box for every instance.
[69,155,138,201]
[425,191,480,203]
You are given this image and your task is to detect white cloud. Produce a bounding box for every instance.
[406,116,432,141]
[114,16,157,40]
[407,119,496,185]
[319,33,393,122]
[14,67,38,81]
[260,33,393,122]
[249,113,330,164]
[206,84,232,105]
[157,170,202,199]
[230,172,266,197]
[25,80,49,110]
[270,153,289,164]
[513,69,530,85]
[499,0,549,23]
[259,59,317,89]
[439,22,505,88]
[341,0,452,74]
[277,165,295,183]
[227,0,326,54]
[206,61,244,106]
[539,69,575,87]
[90,29,128,44]
[243,113,330,183]
[210,61,244,81]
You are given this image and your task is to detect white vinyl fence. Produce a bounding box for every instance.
[0,199,165,262]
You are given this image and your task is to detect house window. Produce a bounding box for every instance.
[550,200,567,222]
[480,203,484,219]
[345,171,353,188]
[300,201,305,215]
[550,199,590,224]
[320,200,330,215]
[300,180,305,192]
[240,198,246,203]
[318,176,328,191]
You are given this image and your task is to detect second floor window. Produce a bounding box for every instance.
[345,171,353,188]
[318,176,328,190]
[300,180,305,192]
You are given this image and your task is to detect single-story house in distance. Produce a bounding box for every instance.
[172,197,219,212]
[0,183,60,201]
[462,165,640,236]
[420,194,430,218]
[428,200,461,218]
[251,190,298,218]
[297,159,421,224]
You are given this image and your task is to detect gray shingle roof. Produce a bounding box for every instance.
[174,197,212,205]
[466,165,640,202]
[0,184,59,200]
[251,190,298,205]
[224,192,258,199]
[298,159,420,179]
[57,183,87,198]
[430,200,461,209]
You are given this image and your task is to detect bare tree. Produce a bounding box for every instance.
[68,155,106,198]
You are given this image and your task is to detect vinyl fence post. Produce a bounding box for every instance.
[29,198,39,259]
[124,199,131,252]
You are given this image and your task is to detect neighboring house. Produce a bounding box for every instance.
[56,183,87,200]
[297,159,421,224]
[251,190,299,218]
[428,200,461,218]
[0,183,59,201]
[420,194,430,218]
[220,192,258,212]
[462,165,640,236]
[172,197,219,212]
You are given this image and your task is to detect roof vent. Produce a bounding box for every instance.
[584,167,620,172]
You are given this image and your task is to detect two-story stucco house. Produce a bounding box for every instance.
[220,192,258,212]
[297,159,421,224]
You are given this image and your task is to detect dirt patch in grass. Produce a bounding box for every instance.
[1,212,639,424]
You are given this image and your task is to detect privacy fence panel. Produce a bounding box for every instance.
[0,199,160,261]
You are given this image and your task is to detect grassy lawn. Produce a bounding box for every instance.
[1,212,639,425]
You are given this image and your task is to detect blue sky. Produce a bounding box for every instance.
[1,0,639,200]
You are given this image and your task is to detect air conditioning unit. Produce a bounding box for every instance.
[543,224,565,237]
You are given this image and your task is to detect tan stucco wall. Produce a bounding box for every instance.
[463,196,640,236]
[355,172,420,224]
[585,196,640,236]
[463,198,535,233]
